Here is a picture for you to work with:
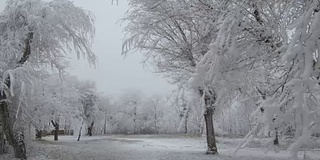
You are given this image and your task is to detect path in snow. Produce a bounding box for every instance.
[1,135,319,160]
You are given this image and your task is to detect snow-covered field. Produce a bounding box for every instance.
[1,135,319,160]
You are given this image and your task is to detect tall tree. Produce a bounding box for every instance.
[0,0,95,158]
[190,1,320,159]
[123,0,222,154]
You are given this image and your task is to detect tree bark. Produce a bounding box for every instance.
[103,120,107,134]
[104,111,107,134]
[257,87,279,146]
[51,120,59,141]
[0,132,7,155]
[184,116,188,134]
[0,31,33,159]
[0,92,26,159]
[204,107,217,154]
[154,107,158,134]
[133,107,137,134]
[199,87,218,155]
[274,130,279,146]
[183,104,188,134]
[87,121,94,136]
[77,125,83,141]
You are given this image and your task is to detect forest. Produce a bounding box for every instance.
[0,0,320,160]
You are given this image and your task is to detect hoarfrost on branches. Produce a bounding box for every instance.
[0,0,96,158]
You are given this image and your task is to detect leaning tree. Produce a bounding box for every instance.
[191,0,320,159]
[0,0,95,158]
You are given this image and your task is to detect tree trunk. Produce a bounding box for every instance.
[13,132,26,159]
[184,116,188,134]
[257,87,279,146]
[77,125,83,141]
[51,120,59,141]
[54,127,58,141]
[87,121,94,136]
[274,129,279,146]
[0,113,6,155]
[64,119,68,135]
[154,109,157,134]
[104,111,107,134]
[0,31,33,159]
[0,132,7,155]
[154,120,158,134]
[0,92,26,159]
[199,87,218,155]
[133,107,137,134]
[103,119,107,134]
[204,107,218,154]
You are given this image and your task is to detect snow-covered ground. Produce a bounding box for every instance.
[0,135,319,160]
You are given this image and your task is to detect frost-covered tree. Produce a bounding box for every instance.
[250,1,320,159]
[123,0,320,157]
[172,87,190,134]
[115,90,143,134]
[187,0,288,153]
[99,89,211,135]
[122,0,222,154]
[0,0,95,158]
[29,74,82,141]
[103,90,168,134]
[187,0,320,159]
[75,80,99,137]
[94,95,113,135]
[142,95,164,134]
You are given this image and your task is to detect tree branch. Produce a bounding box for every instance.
[18,32,34,65]
[51,120,57,128]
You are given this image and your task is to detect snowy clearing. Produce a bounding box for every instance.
[1,135,319,160]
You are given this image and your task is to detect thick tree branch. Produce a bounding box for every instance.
[18,32,33,65]
[51,120,58,128]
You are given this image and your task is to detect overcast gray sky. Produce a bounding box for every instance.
[0,0,174,96]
